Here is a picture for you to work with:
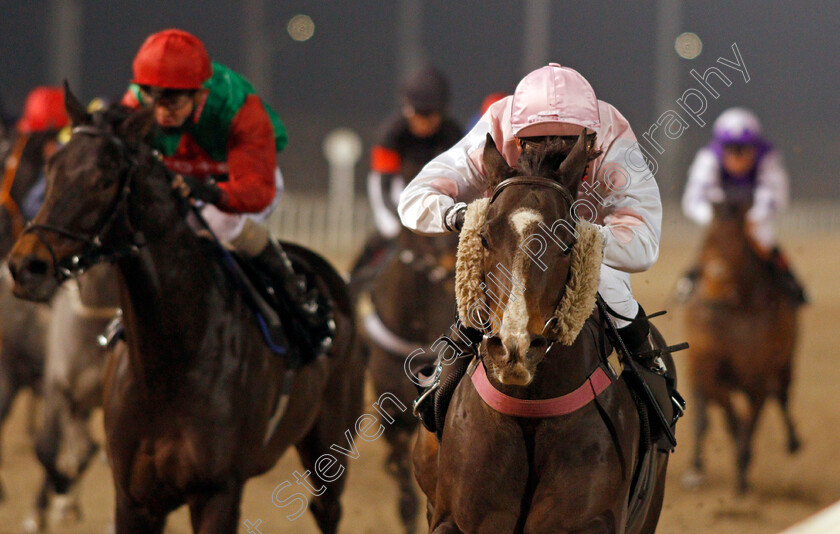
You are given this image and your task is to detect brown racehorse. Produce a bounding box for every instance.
[684,201,800,493]
[352,227,458,533]
[8,93,364,533]
[414,133,674,533]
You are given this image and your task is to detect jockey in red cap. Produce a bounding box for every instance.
[17,87,69,133]
[122,28,329,356]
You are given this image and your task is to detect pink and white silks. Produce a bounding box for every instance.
[398,64,662,327]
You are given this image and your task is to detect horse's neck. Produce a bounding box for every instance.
[77,264,120,309]
[703,222,770,300]
[115,212,223,379]
[374,244,455,340]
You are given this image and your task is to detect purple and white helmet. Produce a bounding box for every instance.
[712,107,763,146]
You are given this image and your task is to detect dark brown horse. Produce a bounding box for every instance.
[413,134,673,533]
[684,202,800,493]
[352,226,458,533]
[8,93,364,533]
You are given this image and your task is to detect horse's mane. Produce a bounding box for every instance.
[515,135,602,178]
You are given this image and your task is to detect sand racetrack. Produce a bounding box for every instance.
[0,227,837,534]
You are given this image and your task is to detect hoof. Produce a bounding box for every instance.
[788,437,802,454]
[21,514,43,533]
[680,468,705,489]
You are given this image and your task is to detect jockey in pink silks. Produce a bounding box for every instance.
[404,64,666,435]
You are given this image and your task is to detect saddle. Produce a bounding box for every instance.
[223,246,333,368]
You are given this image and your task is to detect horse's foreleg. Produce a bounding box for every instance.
[691,390,708,472]
[114,492,165,534]
[295,429,344,534]
[735,396,765,494]
[0,369,20,503]
[187,481,243,534]
[681,389,708,490]
[779,367,801,453]
[384,422,420,534]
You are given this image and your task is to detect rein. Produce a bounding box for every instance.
[21,125,146,281]
[0,134,30,239]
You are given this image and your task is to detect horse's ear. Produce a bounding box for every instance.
[482,133,515,188]
[117,106,155,148]
[555,130,596,196]
[63,80,90,125]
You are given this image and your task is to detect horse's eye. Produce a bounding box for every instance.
[480,234,490,249]
[561,241,576,257]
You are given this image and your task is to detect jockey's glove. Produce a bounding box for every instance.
[181,174,223,206]
[444,202,467,232]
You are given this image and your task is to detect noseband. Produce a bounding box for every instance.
[22,125,146,281]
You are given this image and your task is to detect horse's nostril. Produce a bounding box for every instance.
[529,336,548,350]
[25,258,49,277]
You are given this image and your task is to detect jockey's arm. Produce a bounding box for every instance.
[399,101,662,274]
[748,151,789,226]
[368,146,404,238]
[682,148,722,226]
[397,117,492,236]
[217,95,277,214]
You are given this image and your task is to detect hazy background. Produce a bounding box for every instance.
[1,0,836,199]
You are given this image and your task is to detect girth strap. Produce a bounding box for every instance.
[471,362,614,418]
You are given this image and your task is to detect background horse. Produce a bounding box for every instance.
[0,129,59,503]
[414,133,673,533]
[0,124,121,530]
[352,226,458,533]
[8,94,364,533]
[27,263,120,531]
[684,201,801,493]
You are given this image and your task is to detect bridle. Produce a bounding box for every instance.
[21,125,146,281]
[486,175,580,346]
[490,176,577,208]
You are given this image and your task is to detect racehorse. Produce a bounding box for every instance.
[352,227,458,533]
[0,122,121,529]
[28,263,120,531]
[8,91,364,533]
[684,201,800,493]
[413,133,674,533]
[0,128,61,503]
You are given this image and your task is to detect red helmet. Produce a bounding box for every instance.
[132,29,212,90]
[17,86,69,133]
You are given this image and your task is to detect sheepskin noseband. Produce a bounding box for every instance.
[455,198,603,346]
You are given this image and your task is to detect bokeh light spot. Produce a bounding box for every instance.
[288,14,315,42]
[675,32,702,60]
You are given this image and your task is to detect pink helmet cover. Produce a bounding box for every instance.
[510,63,600,137]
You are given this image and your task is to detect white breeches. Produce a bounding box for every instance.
[599,264,639,328]
[190,167,284,243]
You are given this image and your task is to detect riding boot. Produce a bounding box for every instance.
[768,247,808,306]
[616,305,662,371]
[675,265,701,303]
[413,320,483,438]
[252,239,335,356]
[615,305,683,449]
